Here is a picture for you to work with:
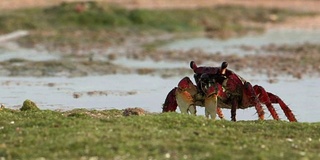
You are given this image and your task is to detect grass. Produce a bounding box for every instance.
[0,108,319,159]
[0,3,312,32]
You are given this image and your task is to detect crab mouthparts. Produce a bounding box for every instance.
[207,86,218,96]
[201,82,218,96]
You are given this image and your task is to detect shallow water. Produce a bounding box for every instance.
[163,29,320,55]
[112,57,188,69]
[0,43,60,61]
[1,74,319,122]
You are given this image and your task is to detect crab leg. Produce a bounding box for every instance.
[217,107,224,119]
[231,99,238,121]
[162,87,178,112]
[267,92,297,122]
[253,85,280,120]
[243,82,265,121]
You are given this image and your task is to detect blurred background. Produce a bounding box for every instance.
[0,0,319,122]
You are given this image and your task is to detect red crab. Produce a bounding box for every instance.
[162,61,297,122]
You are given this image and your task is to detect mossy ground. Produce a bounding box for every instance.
[0,108,319,160]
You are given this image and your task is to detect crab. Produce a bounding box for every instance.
[162,61,297,122]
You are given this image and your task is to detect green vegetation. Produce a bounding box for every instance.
[0,2,316,47]
[0,108,319,159]
[0,3,313,32]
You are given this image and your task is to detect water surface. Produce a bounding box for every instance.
[1,75,318,122]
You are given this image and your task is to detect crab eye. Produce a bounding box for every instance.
[221,61,228,69]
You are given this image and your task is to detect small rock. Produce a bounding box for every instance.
[20,99,40,111]
[0,104,5,111]
[123,107,146,116]
[73,92,82,99]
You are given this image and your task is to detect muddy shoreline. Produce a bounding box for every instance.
[1,31,320,79]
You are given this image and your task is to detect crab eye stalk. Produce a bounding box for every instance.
[221,61,228,74]
[190,61,197,70]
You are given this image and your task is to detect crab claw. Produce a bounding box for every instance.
[204,86,218,119]
[176,77,197,115]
